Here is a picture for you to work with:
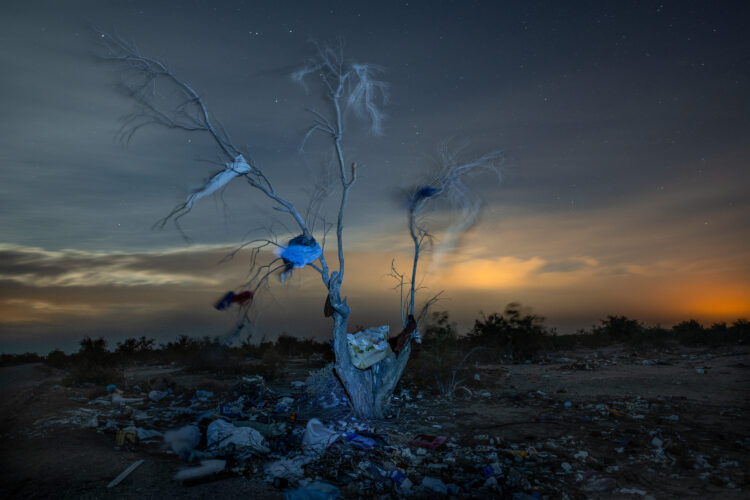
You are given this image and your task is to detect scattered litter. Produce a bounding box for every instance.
[422,476,448,494]
[149,390,168,402]
[302,418,339,456]
[207,419,269,454]
[107,459,144,488]
[164,425,201,459]
[343,432,377,449]
[409,434,447,449]
[175,459,226,482]
[285,480,340,500]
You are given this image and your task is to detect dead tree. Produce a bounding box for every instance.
[98,32,502,419]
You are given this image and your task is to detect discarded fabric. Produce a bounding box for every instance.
[346,325,391,369]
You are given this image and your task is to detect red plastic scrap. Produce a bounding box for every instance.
[409,434,447,449]
[390,314,416,354]
[232,291,254,305]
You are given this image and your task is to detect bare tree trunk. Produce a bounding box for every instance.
[328,281,411,419]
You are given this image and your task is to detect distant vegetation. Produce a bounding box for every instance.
[1,305,747,391]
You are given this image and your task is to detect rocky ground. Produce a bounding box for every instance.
[1,344,748,499]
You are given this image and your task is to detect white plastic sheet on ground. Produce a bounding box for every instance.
[184,154,251,210]
[301,418,340,456]
[264,455,312,482]
[164,424,201,457]
[207,419,270,454]
[174,459,227,481]
[346,325,391,369]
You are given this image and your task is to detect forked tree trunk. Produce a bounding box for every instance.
[328,288,411,419]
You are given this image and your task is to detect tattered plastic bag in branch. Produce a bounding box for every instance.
[184,155,252,210]
[346,325,391,369]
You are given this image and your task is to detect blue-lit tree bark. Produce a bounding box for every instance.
[98,33,501,419]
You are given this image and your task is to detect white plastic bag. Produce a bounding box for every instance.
[207,419,269,453]
[346,325,391,369]
[301,418,339,456]
[184,155,251,210]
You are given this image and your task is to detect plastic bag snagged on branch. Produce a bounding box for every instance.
[184,155,251,211]
[275,234,322,283]
[408,185,440,211]
[346,325,392,369]
[214,290,254,311]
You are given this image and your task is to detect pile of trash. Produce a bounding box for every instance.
[28,347,748,498]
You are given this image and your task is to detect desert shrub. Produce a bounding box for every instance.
[468,303,552,362]
[64,336,122,385]
[258,347,286,380]
[592,315,644,344]
[115,336,156,363]
[0,352,43,367]
[672,319,707,346]
[403,312,479,396]
[45,349,69,369]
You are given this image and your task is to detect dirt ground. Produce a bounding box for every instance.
[1,345,747,499]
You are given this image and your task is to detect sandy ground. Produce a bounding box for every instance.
[1,345,747,499]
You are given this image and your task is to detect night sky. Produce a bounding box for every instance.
[1,0,748,354]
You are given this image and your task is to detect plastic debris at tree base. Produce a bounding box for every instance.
[184,155,252,212]
[391,315,417,354]
[346,325,391,369]
[276,235,322,283]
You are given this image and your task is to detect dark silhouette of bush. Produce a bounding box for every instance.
[65,336,122,385]
[45,349,68,369]
[403,311,469,395]
[115,336,156,362]
[467,303,552,361]
[0,352,43,367]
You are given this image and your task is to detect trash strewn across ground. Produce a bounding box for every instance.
[2,345,749,499]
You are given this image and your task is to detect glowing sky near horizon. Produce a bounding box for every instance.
[1,0,749,353]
